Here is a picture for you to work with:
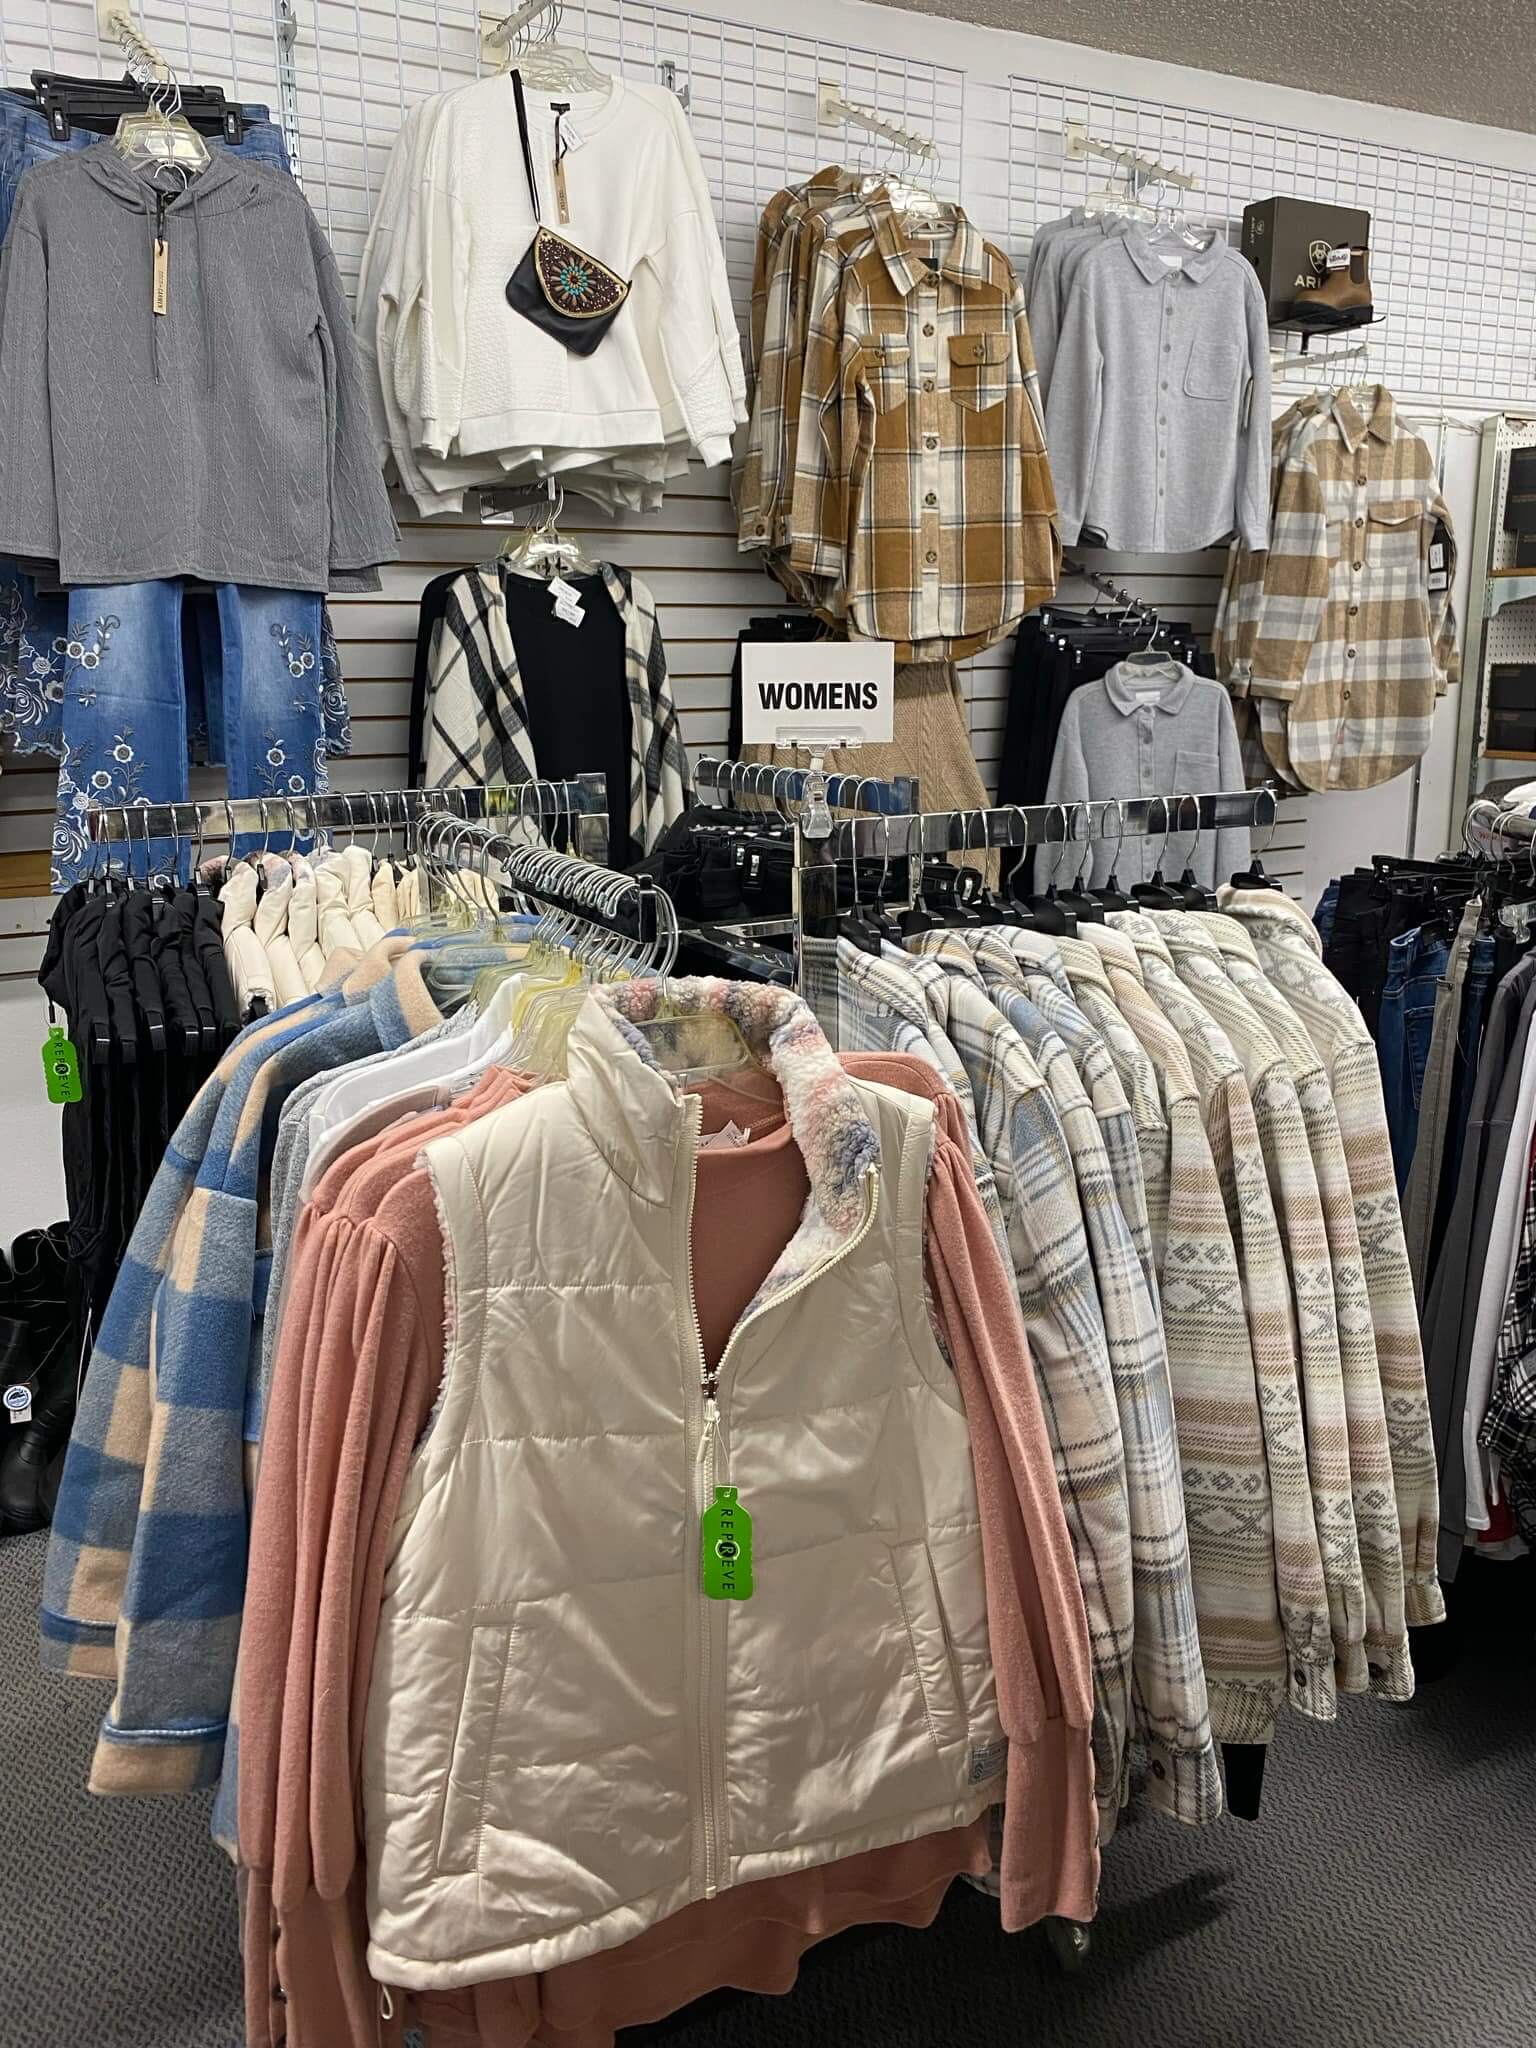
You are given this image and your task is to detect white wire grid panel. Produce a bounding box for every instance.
[0,1,285,112]
[1006,76,1536,410]
[290,2,966,301]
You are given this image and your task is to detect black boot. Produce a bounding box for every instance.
[0,1327,78,1537]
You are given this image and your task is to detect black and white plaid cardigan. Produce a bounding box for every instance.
[423,560,691,852]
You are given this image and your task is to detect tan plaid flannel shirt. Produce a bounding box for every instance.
[787,206,1059,660]
[735,167,872,606]
[1214,386,1458,792]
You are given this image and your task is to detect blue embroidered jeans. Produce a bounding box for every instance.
[50,581,334,887]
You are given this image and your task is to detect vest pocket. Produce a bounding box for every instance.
[434,1621,518,1876]
[885,1539,968,1754]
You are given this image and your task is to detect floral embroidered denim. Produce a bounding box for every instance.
[47,581,334,888]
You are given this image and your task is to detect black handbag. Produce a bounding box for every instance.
[504,69,630,356]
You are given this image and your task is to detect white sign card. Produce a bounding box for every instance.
[739,642,895,747]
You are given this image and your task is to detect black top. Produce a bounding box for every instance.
[500,568,634,865]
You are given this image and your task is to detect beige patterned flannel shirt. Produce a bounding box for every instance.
[1059,929,1286,1745]
[1216,886,1446,1629]
[788,206,1059,660]
[1215,386,1458,792]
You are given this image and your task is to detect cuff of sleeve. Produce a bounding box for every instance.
[329,565,384,595]
[1226,661,1255,699]
[1205,1677,1280,1747]
[1405,1571,1447,1628]
[1285,1654,1338,1723]
[1138,1734,1226,1827]
[89,1717,226,1795]
[694,433,734,469]
[996,1714,1100,1932]
[1365,1636,1416,1702]
[1245,674,1301,704]
[39,1608,118,1680]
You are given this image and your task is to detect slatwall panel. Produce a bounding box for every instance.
[3,1,1526,967]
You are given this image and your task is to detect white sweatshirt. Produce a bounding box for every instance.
[411,73,739,467]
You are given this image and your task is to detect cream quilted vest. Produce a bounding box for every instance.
[362,981,1003,1989]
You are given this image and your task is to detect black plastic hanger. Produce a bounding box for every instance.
[1052,803,1107,925]
[1020,805,1079,936]
[1131,798,1183,910]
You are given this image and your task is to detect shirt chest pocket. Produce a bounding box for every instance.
[1183,337,1242,401]
[860,331,910,416]
[1367,498,1424,569]
[948,331,1010,412]
[1174,746,1220,795]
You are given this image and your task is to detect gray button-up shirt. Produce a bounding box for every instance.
[1045,229,1271,552]
[1038,658,1249,888]
[1026,211,1128,406]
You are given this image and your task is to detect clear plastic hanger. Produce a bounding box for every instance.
[499,476,597,580]
[483,1,610,95]
[113,48,210,175]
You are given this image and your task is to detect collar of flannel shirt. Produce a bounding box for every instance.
[872,203,989,296]
[1330,382,1396,451]
[1102,658,1199,718]
[1214,884,1327,960]
[982,928,1075,996]
[1121,225,1227,286]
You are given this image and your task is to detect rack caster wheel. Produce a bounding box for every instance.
[1045,1917,1091,1973]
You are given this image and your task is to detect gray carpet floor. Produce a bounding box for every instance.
[2,1528,1533,2048]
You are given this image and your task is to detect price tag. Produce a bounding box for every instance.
[41,1024,82,1105]
[548,577,582,605]
[553,597,586,628]
[740,642,895,747]
[3,1385,32,1427]
[701,1486,753,1600]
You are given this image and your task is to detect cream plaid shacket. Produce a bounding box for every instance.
[916,941,1222,1830]
[1214,385,1458,793]
[1085,922,1337,1724]
[837,942,1135,1831]
[1056,929,1287,1747]
[1215,887,1446,1628]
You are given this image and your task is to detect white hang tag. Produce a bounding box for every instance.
[559,117,585,150]
[1429,541,1446,572]
[1324,245,1352,271]
[554,597,586,628]
[548,576,582,605]
[4,1384,32,1426]
[699,1119,751,1151]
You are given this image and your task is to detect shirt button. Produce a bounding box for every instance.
[1355,516,1365,528]
[922,378,935,393]
[973,342,986,358]
[1343,689,1352,702]
[1346,646,1357,659]
[925,549,938,564]
[1160,380,1169,391]
[924,435,938,449]
[1353,559,1363,572]
[922,323,935,337]
[1163,341,1172,353]
[1348,603,1359,616]
[1357,475,1368,485]
[924,491,938,506]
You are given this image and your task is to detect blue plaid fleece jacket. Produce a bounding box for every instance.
[42,945,443,1793]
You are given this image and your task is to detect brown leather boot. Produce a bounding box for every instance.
[1293,245,1373,326]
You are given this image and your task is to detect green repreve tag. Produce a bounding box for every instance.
[41,1025,82,1105]
[701,1487,753,1601]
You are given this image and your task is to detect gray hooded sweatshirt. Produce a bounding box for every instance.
[0,142,398,593]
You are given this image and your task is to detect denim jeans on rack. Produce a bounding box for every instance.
[1437,930,1499,1225]
[1378,923,1451,1192]
[1313,878,1341,954]
[51,581,330,886]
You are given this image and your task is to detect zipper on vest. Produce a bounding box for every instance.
[681,1094,722,1899]
[681,1099,882,1902]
